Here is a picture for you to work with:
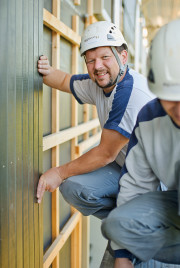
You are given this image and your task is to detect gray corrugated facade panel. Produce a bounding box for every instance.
[0,0,43,267]
[104,0,112,17]
[60,0,87,30]
[123,0,136,49]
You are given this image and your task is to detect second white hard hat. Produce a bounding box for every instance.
[147,19,180,101]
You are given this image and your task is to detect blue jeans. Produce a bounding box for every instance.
[101,190,180,264]
[59,161,121,219]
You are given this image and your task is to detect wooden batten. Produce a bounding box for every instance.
[71,15,79,161]
[83,104,89,140]
[51,1,60,267]
[75,132,101,155]
[74,0,81,5]
[92,106,98,135]
[43,212,81,268]
[81,2,94,267]
[42,1,100,268]
[71,216,82,268]
[43,9,81,46]
[71,14,82,268]
[43,119,100,151]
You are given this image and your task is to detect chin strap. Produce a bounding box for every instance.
[111,46,127,84]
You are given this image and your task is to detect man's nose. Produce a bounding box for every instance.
[94,58,103,70]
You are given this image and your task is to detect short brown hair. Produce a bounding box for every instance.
[115,44,128,54]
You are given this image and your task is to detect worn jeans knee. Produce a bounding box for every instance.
[102,191,180,263]
[59,177,112,217]
[59,178,93,214]
[59,162,121,218]
[101,209,125,246]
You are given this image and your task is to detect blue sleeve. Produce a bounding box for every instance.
[104,75,134,138]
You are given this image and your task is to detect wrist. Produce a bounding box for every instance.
[57,165,67,181]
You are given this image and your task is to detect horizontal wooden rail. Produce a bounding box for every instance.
[43,8,81,46]
[43,211,81,268]
[74,0,81,5]
[43,118,100,151]
[75,132,101,155]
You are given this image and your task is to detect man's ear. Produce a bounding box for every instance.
[120,50,128,65]
[84,55,87,63]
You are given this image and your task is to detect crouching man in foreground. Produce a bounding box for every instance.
[102,19,180,268]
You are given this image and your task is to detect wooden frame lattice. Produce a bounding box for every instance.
[42,1,100,267]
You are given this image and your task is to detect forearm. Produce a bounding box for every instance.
[37,128,127,203]
[43,67,71,92]
[59,146,114,180]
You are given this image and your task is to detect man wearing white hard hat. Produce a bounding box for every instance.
[102,19,180,268]
[37,21,154,221]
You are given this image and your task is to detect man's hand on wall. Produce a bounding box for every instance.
[38,55,51,76]
[37,167,63,203]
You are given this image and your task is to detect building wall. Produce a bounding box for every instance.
[42,1,90,267]
[0,1,136,267]
[42,1,111,267]
[0,0,43,267]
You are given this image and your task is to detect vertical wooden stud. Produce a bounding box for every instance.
[71,15,82,268]
[92,107,98,135]
[82,216,90,268]
[83,103,89,140]
[91,0,98,136]
[83,28,89,141]
[74,0,81,5]
[51,1,60,268]
[81,2,93,267]
[71,15,79,161]
[83,0,94,141]
[71,217,82,268]
[87,0,94,24]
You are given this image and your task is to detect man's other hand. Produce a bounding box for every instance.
[37,167,63,203]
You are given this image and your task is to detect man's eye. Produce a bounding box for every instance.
[103,56,109,59]
[87,59,94,64]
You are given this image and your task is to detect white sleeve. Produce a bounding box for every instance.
[70,74,97,105]
[117,125,160,207]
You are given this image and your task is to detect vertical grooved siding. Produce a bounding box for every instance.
[0,0,43,267]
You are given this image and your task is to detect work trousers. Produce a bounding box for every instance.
[101,190,180,264]
[59,161,121,219]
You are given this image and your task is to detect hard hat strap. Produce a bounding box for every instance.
[111,46,126,83]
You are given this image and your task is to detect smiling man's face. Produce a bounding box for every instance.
[85,46,124,93]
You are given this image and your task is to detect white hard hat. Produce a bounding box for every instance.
[80,21,127,56]
[147,19,180,101]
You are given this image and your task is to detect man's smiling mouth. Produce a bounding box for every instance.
[95,71,108,78]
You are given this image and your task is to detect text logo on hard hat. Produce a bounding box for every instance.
[84,36,100,44]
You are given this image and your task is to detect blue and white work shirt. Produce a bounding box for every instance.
[117,98,180,206]
[70,68,154,167]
